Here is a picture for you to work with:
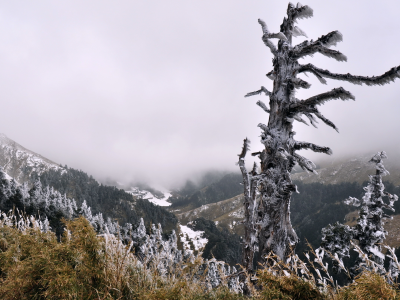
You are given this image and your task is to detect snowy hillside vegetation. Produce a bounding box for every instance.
[0,170,245,297]
[179,224,208,253]
[0,133,64,183]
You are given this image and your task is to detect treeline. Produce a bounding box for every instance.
[31,167,178,232]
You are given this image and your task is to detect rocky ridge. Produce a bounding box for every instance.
[0,133,64,183]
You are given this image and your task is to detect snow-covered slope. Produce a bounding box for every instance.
[126,187,172,206]
[0,133,64,183]
[179,224,208,252]
[176,194,245,236]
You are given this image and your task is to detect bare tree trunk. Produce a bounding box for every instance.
[240,2,400,267]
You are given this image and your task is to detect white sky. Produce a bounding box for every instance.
[1,1,400,187]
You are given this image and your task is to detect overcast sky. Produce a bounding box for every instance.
[1,1,400,187]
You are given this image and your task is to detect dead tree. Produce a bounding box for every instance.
[239,3,400,269]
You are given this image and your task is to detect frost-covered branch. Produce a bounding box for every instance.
[245,86,271,98]
[295,43,347,62]
[291,26,307,38]
[297,87,355,109]
[238,138,259,271]
[293,141,332,155]
[287,2,313,22]
[299,63,400,86]
[258,19,287,56]
[238,138,250,190]
[292,153,317,173]
[314,111,339,132]
[290,77,311,89]
[316,30,343,48]
[258,19,288,42]
[293,31,346,61]
[256,101,270,113]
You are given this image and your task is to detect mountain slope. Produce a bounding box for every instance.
[0,133,178,233]
[292,154,400,185]
[169,172,243,213]
[0,133,64,183]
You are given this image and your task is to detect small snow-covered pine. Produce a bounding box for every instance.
[320,152,398,276]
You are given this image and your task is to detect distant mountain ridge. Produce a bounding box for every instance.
[0,133,64,183]
[292,154,400,185]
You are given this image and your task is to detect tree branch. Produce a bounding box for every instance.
[314,111,339,132]
[288,2,313,22]
[291,87,354,110]
[294,141,332,155]
[238,138,250,190]
[286,113,308,125]
[300,67,327,84]
[316,30,343,48]
[304,112,318,128]
[258,123,270,133]
[245,86,271,98]
[292,26,308,38]
[289,77,311,89]
[266,70,276,80]
[299,63,400,86]
[294,42,347,61]
[256,100,270,113]
[293,153,317,173]
[258,19,288,56]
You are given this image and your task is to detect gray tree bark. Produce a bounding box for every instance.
[240,2,400,269]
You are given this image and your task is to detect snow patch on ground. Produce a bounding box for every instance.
[229,208,244,218]
[179,224,208,252]
[3,172,13,182]
[127,187,172,206]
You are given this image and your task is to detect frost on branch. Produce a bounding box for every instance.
[320,222,354,273]
[298,63,400,86]
[238,138,260,271]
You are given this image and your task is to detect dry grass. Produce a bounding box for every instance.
[0,216,248,300]
[0,215,399,299]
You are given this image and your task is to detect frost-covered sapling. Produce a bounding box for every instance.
[321,152,398,275]
[240,2,400,268]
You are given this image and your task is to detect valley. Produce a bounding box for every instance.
[2,132,400,265]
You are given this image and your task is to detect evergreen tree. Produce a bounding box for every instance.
[240,2,400,270]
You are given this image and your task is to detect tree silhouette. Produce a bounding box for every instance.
[239,3,400,270]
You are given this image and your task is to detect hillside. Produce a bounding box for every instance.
[168,172,243,213]
[0,133,178,233]
[292,154,400,185]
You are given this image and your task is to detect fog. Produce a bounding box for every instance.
[1,1,400,188]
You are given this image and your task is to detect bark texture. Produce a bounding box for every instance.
[240,2,400,268]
